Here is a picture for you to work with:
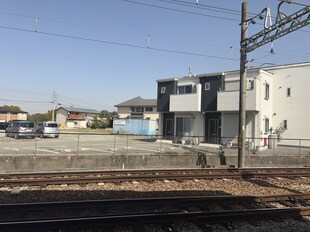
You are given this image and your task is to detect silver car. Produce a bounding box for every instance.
[5,121,36,139]
[34,121,60,138]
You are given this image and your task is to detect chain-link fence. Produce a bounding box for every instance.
[0,131,309,156]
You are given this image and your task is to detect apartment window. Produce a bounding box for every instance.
[161,87,166,94]
[265,118,270,133]
[265,83,270,100]
[205,83,210,91]
[133,107,144,112]
[178,85,192,94]
[249,80,254,90]
[283,120,287,129]
[145,107,153,112]
[287,88,291,97]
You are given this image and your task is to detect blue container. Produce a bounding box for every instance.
[113,119,157,136]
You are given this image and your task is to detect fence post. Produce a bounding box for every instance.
[113,133,116,154]
[126,134,129,155]
[34,135,38,155]
[76,133,80,155]
[160,135,163,153]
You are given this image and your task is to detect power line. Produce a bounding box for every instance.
[0,25,240,61]
[57,94,110,110]
[121,0,310,33]
[0,24,298,67]
[275,0,309,7]
[120,0,240,22]
[154,0,241,16]
[0,98,51,104]
[0,10,234,49]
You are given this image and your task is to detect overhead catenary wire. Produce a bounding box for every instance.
[0,3,307,65]
[0,24,301,67]
[120,0,240,22]
[154,0,242,16]
[0,25,240,61]
[274,0,309,7]
[0,10,234,49]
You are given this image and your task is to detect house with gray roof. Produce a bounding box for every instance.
[114,96,158,121]
[55,106,100,128]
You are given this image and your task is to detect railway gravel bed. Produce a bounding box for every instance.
[0,175,309,231]
[0,177,309,203]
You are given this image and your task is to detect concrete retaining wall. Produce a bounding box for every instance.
[0,153,309,173]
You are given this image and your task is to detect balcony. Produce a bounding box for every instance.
[217,89,259,112]
[170,93,200,112]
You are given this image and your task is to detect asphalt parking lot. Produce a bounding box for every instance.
[0,131,188,155]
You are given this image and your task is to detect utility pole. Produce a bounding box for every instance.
[238,1,248,168]
[237,1,309,168]
[51,91,58,122]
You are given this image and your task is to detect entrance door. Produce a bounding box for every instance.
[165,118,173,140]
[208,119,219,144]
[205,113,221,144]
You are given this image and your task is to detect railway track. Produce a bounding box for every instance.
[0,193,309,231]
[0,167,309,187]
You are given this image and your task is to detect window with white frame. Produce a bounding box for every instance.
[161,87,166,94]
[205,83,210,91]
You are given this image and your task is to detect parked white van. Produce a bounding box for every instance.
[34,121,59,138]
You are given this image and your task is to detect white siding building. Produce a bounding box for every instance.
[157,62,310,149]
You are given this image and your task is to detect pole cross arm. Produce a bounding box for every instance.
[242,5,310,52]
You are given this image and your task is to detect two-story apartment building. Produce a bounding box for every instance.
[0,107,28,122]
[55,107,100,128]
[114,96,158,121]
[157,62,310,148]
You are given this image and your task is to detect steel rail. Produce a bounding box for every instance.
[0,193,310,212]
[0,206,309,232]
[1,167,309,178]
[0,168,309,187]
[0,193,310,226]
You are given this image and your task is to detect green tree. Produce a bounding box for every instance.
[100,110,110,119]
[28,110,53,122]
[91,116,99,129]
[3,105,22,111]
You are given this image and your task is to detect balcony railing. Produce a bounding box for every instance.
[170,93,200,112]
[217,89,259,112]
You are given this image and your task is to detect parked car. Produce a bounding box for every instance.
[34,121,59,138]
[5,121,36,139]
[0,122,10,130]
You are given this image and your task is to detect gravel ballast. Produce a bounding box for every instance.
[0,176,309,231]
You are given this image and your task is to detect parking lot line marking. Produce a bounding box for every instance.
[81,148,113,153]
[34,149,60,154]
[127,146,160,153]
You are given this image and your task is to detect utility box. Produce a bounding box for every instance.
[268,134,278,149]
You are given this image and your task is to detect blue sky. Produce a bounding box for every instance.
[0,0,309,114]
